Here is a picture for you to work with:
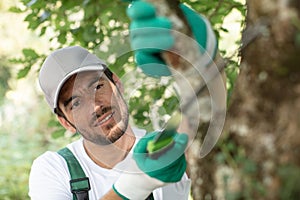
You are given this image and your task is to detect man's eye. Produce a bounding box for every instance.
[95,83,104,91]
[71,100,80,110]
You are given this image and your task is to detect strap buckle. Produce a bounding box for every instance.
[70,177,90,200]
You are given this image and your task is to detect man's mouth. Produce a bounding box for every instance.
[94,111,115,127]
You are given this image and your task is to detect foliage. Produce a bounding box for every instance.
[0,57,12,105]
[5,0,246,199]
[0,131,41,199]
[125,74,180,131]
[9,48,44,79]
[215,135,266,200]
[278,164,300,200]
[185,0,246,38]
[225,59,240,103]
[0,96,76,200]
[9,0,245,131]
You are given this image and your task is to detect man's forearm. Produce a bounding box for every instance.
[100,189,123,200]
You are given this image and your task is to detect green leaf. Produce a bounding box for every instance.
[8,58,23,64]
[58,32,67,44]
[24,12,36,23]
[39,26,47,36]
[215,152,226,164]
[51,129,66,139]
[22,48,38,59]
[82,25,98,42]
[47,119,61,127]
[9,6,23,13]
[17,66,31,79]
[243,159,257,174]
[29,21,41,30]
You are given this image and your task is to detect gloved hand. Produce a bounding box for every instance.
[126,0,218,77]
[113,131,188,200]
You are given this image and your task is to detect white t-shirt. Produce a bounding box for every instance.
[29,128,191,200]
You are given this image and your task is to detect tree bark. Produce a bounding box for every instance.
[223,0,300,199]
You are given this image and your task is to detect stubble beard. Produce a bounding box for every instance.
[101,107,129,145]
[83,95,130,146]
[78,110,129,146]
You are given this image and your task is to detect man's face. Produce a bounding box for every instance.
[58,70,129,145]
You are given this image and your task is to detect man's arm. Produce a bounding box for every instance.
[29,152,72,199]
[100,189,123,200]
[109,132,188,200]
[127,1,218,78]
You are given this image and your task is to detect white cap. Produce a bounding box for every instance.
[39,46,107,112]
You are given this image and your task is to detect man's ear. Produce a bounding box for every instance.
[57,115,77,133]
[112,74,124,93]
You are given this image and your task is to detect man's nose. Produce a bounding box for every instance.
[87,95,104,113]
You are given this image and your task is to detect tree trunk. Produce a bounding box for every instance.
[223,0,300,199]
[190,0,300,199]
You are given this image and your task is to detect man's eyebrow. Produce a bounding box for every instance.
[63,96,78,107]
[88,76,105,88]
[63,75,106,107]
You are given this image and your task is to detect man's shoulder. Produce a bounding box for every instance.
[32,138,82,168]
[29,150,72,199]
[31,150,67,172]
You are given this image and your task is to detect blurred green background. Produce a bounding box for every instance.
[0,0,245,199]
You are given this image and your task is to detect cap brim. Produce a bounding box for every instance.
[53,64,106,111]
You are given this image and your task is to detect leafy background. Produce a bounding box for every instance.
[0,0,245,199]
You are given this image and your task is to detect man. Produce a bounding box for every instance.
[29,45,190,200]
[29,1,217,199]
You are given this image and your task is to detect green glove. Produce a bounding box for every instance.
[134,131,188,182]
[127,1,218,77]
[113,131,188,199]
[127,1,173,77]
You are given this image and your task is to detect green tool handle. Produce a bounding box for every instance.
[147,111,181,158]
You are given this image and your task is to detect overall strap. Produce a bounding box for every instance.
[146,193,155,200]
[58,147,90,200]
